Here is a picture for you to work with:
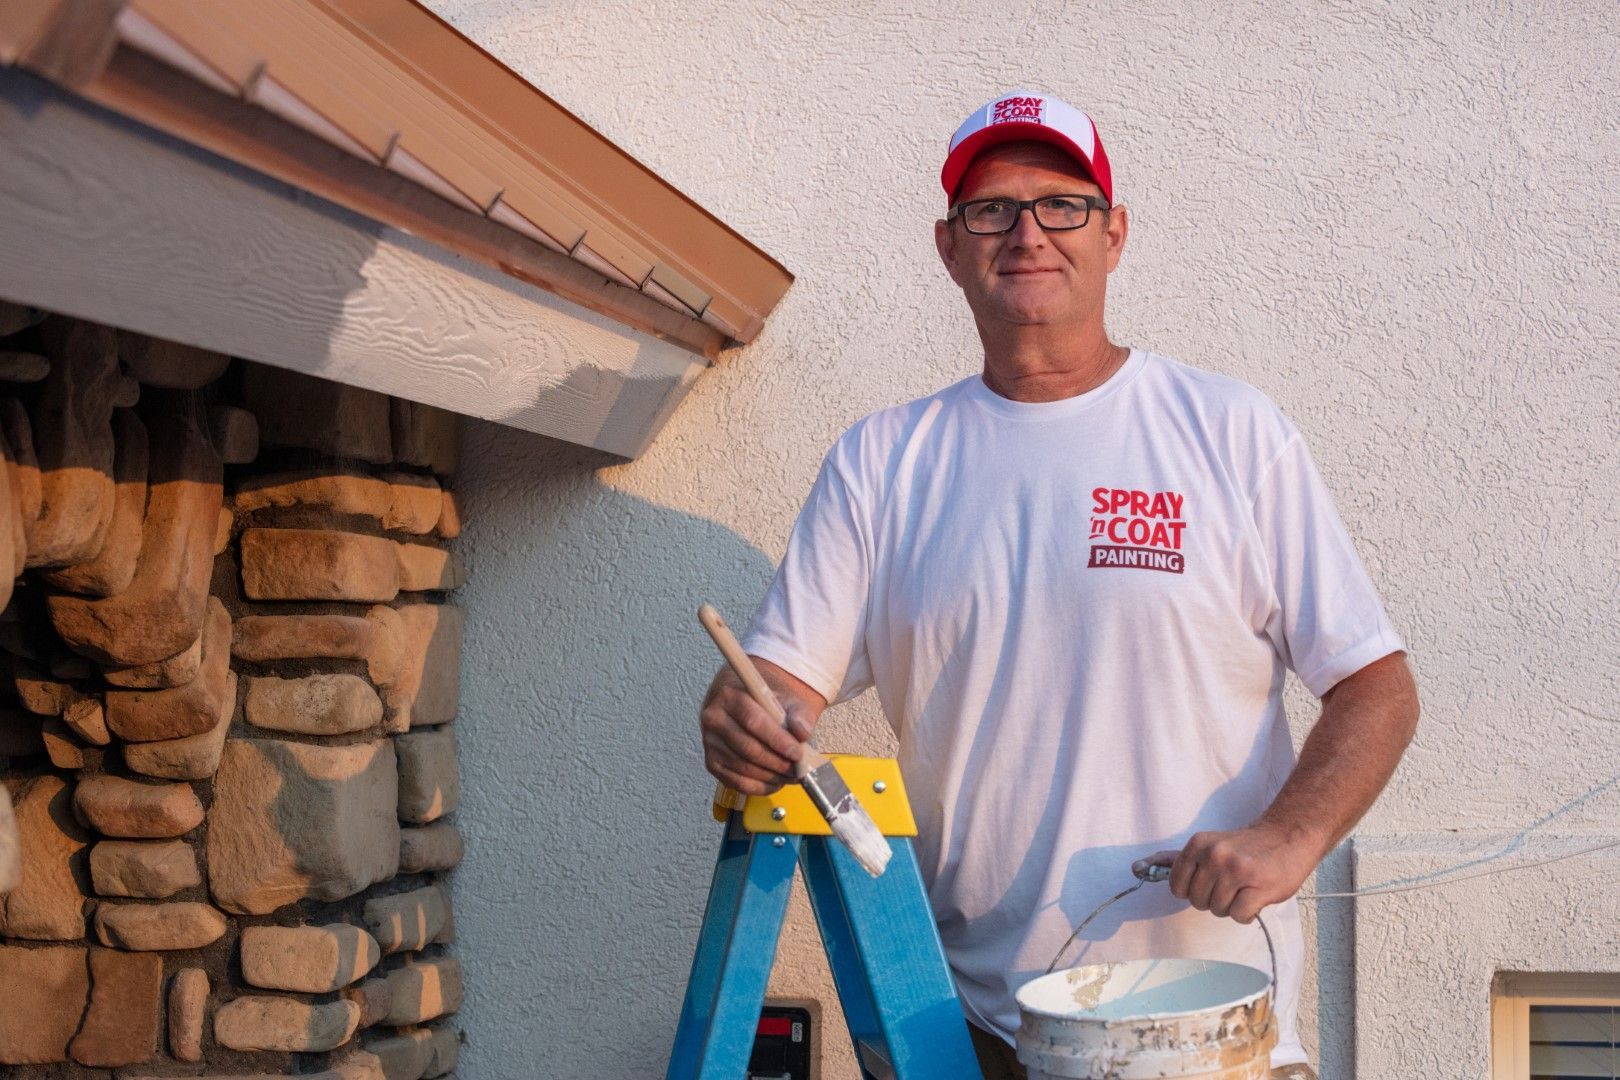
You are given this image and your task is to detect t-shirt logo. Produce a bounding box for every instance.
[991,95,1045,126]
[1087,487,1187,574]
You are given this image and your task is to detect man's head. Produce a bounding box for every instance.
[935,127,1128,333]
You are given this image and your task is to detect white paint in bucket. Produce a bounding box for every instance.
[1014,958,1275,1079]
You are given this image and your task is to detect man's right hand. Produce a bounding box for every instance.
[698,658,827,796]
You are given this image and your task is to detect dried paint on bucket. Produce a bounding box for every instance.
[1015,958,1276,1079]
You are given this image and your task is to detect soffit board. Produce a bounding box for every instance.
[84,46,728,360]
[0,63,707,459]
[124,0,787,340]
[2,0,790,348]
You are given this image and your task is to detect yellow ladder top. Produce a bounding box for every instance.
[711,755,918,837]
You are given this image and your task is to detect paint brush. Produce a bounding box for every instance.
[698,604,891,878]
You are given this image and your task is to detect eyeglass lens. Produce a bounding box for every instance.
[962,196,1095,234]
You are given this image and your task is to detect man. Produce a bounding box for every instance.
[698,90,1419,1076]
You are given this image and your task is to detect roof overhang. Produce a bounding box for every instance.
[0,0,793,457]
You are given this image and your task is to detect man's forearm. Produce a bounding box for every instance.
[1167,650,1420,921]
[1257,651,1420,860]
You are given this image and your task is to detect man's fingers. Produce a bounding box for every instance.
[1186,865,1218,912]
[709,763,783,797]
[703,740,785,786]
[783,707,814,743]
[702,727,795,780]
[1167,832,1292,922]
[697,666,820,798]
[703,735,791,794]
[1134,850,1180,881]
[701,696,798,775]
[726,731,796,777]
[1174,832,1227,903]
[1168,845,1199,899]
[723,689,805,763]
[1208,876,1241,919]
[1229,888,1264,925]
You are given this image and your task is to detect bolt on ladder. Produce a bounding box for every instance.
[667,754,983,1079]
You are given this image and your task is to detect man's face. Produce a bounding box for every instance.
[934,141,1128,330]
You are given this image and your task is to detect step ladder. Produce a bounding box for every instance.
[667,755,983,1080]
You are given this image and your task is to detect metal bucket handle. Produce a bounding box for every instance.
[1043,862,1279,1036]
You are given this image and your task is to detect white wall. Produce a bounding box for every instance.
[430,2,1620,1076]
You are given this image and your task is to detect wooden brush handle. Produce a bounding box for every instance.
[699,605,783,721]
[698,604,828,773]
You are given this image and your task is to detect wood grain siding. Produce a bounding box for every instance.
[0,68,705,459]
[124,0,791,340]
[128,0,656,286]
[83,48,724,359]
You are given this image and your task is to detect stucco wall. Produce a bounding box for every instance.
[428,2,1619,1076]
[1352,833,1620,1076]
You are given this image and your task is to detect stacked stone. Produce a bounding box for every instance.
[0,304,465,1079]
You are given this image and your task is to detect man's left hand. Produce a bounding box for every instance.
[1144,822,1324,924]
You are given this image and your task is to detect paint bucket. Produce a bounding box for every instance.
[1014,957,1276,1079]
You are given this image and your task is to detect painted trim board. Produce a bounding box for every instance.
[85,46,726,359]
[122,0,789,338]
[0,66,703,459]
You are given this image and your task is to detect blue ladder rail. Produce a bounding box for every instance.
[667,811,982,1080]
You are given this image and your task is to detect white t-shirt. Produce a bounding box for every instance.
[742,348,1405,1068]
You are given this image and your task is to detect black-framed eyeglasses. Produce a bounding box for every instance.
[946,194,1109,235]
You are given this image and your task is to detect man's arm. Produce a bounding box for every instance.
[698,657,829,796]
[1166,651,1420,923]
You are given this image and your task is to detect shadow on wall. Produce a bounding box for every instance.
[452,419,786,1079]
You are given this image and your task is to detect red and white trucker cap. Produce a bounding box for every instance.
[942,89,1114,207]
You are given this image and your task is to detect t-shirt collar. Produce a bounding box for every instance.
[965,347,1146,420]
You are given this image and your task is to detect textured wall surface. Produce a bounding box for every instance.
[433,2,1619,1076]
[1353,833,1620,1075]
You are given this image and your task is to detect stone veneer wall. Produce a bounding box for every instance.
[0,300,467,1079]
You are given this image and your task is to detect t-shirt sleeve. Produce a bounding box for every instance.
[741,447,875,705]
[1251,434,1406,697]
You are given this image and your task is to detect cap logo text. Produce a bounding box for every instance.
[992,96,1045,125]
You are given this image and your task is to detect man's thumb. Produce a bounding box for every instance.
[782,704,813,743]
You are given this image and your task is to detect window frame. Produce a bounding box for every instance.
[1492,972,1620,1080]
